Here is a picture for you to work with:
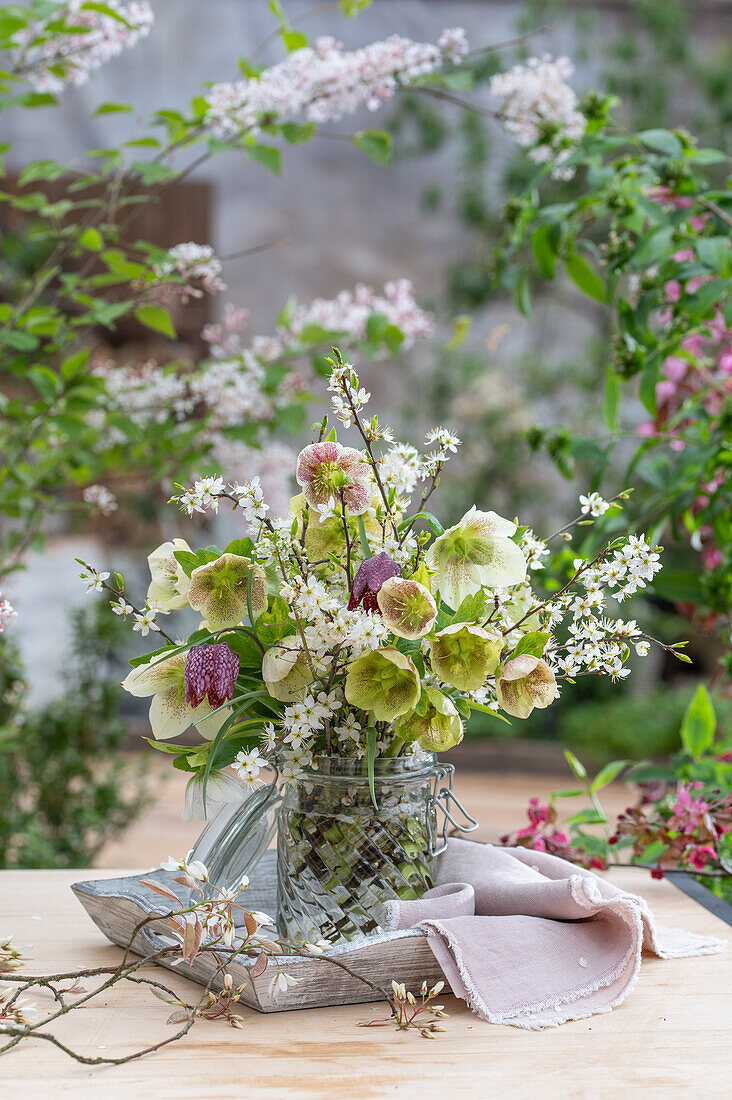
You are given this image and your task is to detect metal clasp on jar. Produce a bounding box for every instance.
[426,762,480,856]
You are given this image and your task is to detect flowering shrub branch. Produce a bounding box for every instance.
[501,686,732,882]
[0,851,448,1063]
[493,61,732,655]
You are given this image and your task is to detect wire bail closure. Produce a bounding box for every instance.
[428,762,480,856]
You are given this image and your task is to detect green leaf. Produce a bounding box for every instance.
[590,759,629,792]
[281,28,307,50]
[630,226,674,268]
[135,304,176,339]
[366,727,378,810]
[18,159,65,185]
[696,236,729,272]
[531,223,560,279]
[688,278,727,315]
[511,631,551,659]
[564,749,587,782]
[687,147,729,165]
[173,548,219,577]
[604,368,621,431]
[450,591,486,625]
[639,352,660,415]
[651,570,704,604]
[638,129,683,158]
[422,512,444,536]
[131,160,177,185]
[281,121,315,144]
[94,101,134,116]
[680,685,716,758]
[467,701,512,724]
[351,129,392,166]
[515,268,533,318]
[566,252,606,303]
[566,808,607,826]
[357,515,372,559]
[244,142,281,175]
[637,839,669,865]
[81,1,134,24]
[79,227,103,252]
[340,0,371,14]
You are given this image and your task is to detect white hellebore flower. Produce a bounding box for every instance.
[121,651,228,741]
[182,770,248,822]
[146,537,192,610]
[425,506,527,609]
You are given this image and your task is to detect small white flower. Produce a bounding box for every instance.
[111,598,134,617]
[269,970,298,998]
[579,492,611,518]
[81,569,110,593]
[133,608,158,636]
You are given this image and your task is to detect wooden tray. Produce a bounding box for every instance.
[72,851,447,1012]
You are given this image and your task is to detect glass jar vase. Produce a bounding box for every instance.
[187,751,477,948]
[277,753,441,946]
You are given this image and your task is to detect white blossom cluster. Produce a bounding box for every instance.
[281,575,391,666]
[203,280,434,364]
[189,356,272,430]
[0,597,17,632]
[155,243,226,298]
[327,360,370,429]
[553,616,650,680]
[90,353,280,446]
[82,483,118,516]
[520,529,550,571]
[228,476,270,529]
[204,30,468,139]
[326,365,461,502]
[489,55,586,180]
[10,1,153,94]
[92,357,193,427]
[176,475,226,516]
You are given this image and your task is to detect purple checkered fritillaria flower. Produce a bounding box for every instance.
[348,552,402,612]
[184,643,240,709]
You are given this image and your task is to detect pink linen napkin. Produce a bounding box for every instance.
[381,838,725,1029]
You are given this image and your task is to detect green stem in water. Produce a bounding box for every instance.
[382,735,406,759]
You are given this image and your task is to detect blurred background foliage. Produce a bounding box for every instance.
[0,0,730,866]
[0,603,145,867]
[388,0,732,751]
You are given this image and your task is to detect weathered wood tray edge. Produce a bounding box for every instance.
[71,854,448,1013]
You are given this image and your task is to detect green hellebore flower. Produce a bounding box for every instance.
[496,654,557,719]
[262,639,314,701]
[396,686,463,752]
[187,553,267,632]
[377,576,437,640]
[344,646,420,722]
[425,506,527,609]
[429,623,503,692]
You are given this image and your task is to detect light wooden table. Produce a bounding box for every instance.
[0,866,729,1099]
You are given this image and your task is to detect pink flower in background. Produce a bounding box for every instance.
[0,597,16,632]
[669,784,710,836]
[687,845,717,871]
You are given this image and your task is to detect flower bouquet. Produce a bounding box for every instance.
[82,350,681,947]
